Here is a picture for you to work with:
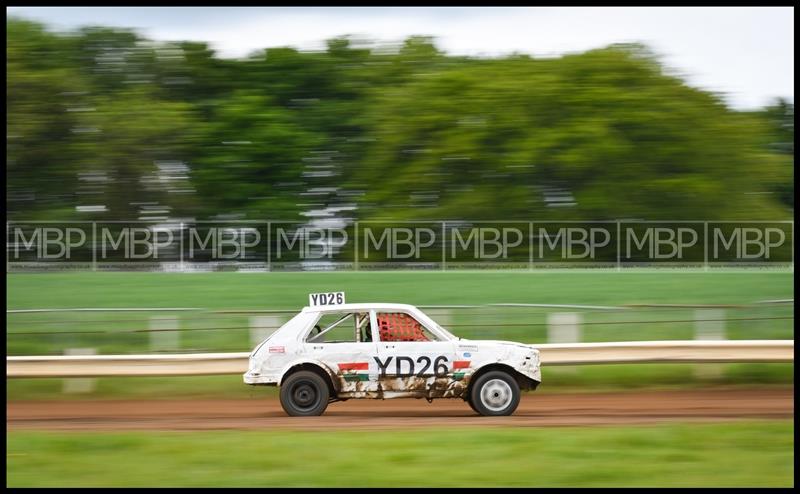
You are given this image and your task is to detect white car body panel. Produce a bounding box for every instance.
[244,303,541,400]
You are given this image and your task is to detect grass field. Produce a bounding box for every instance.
[6,421,794,487]
[7,270,794,355]
[6,270,794,398]
[7,270,794,310]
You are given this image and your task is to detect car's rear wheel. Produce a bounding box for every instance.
[280,370,330,416]
[470,371,521,416]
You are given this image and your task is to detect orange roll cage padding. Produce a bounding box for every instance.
[376,313,430,342]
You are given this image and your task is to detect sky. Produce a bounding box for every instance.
[6,6,794,110]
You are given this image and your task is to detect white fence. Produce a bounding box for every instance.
[6,340,793,378]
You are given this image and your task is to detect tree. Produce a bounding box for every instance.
[354,44,789,221]
[759,99,794,210]
[191,91,322,219]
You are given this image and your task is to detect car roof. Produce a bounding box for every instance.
[300,303,419,313]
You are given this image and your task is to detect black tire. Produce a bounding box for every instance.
[280,370,330,416]
[470,370,521,416]
[465,393,480,414]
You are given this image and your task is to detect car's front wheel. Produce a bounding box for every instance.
[280,370,330,416]
[465,395,480,414]
[470,371,521,416]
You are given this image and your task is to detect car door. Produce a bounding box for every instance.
[372,309,462,398]
[304,310,379,397]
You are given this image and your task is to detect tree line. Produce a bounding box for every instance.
[7,18,794,224]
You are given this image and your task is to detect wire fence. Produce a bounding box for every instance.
[5,316,795,336]
[7,301,794,357]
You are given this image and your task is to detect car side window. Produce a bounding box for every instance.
[307,312,371,343]
[375,312,440,342]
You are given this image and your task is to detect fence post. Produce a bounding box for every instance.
[694,308,726,379]
[547,312,582,343]
[434,309,453,334]
[250,315,281,347]
[149,315,180,352]
[547,312,582,374]
[62,348,97,394]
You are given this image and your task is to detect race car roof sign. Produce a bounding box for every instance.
[309,292,345,307]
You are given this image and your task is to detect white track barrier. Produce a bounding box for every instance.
[6,340,793,378]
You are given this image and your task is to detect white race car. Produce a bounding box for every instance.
[244,292,541,416]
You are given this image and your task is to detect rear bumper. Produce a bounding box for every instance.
[243,370,280,385]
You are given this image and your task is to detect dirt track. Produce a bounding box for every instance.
[7,388,793,431]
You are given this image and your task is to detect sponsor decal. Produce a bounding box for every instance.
[452,360,471,380]
[268,346,285,353]
[338,362,369,382]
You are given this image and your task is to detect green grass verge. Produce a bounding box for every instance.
[7,421,794,487]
